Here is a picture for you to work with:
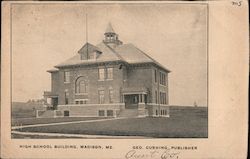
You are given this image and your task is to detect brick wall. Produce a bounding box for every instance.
[147,103,170,117]
[126,65,153,103]
[50,63,169,106]
[57,103,124,117]
[51,71,59,93]
[151,66,169,105]
[52,63,125,105]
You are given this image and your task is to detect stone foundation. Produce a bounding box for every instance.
[57,103,124,117]
[36,103,169,118]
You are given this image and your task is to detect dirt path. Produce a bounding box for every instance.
[11,117,136,130]
[11,130,147,139]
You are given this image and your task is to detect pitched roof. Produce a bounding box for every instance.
[55,42,170,72]
[114,43,170,72]
[114,43,154,63]
[78,42,101,54]
[55,42,122,68]
[105,23,115,34]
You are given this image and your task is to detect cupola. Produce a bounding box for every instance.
[103,23,123,48]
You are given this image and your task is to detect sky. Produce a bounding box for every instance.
[12,3,207,106]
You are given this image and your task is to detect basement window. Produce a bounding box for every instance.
[98,110,105,117]
[107,110,113,117]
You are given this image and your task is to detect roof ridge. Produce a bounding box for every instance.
[129,43,156,62]
[103,43,126,61]
[130,44,171,72]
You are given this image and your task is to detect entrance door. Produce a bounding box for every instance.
[124,94,139,109]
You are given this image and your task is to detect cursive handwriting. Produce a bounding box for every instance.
[232,1,242,6]
[125,149,180,159]
[161,149,180,159]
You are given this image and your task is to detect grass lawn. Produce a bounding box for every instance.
[17,109,207,138]
[12,117,111,126]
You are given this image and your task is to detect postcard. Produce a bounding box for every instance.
[1,1,248,159]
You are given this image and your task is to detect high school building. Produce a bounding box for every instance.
[39,23,170,118]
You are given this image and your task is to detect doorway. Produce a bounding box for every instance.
[124,94,139,109]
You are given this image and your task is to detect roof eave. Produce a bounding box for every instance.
[47,69,59,73]
[54,60,127,69]
[129,62,171,73]
[155,64,171,73]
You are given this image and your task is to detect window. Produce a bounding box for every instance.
[154,69,157,83]
[98,67,113,80]
[98,110,105,116]
[98,68,105,80]
[107,110,114,117]
[75,77,88,94]
[159,72,166,86]
[89,53,96,59]
[65,90,69,105]
[80,81,88,93]
[64,71,70,83]
[64,110,69,117]
[98,90,105,104]
[75,100,87,104]
[160,92,167,104]
[155,91,158,104]
[109,89,114,103]
[107,68,113,79]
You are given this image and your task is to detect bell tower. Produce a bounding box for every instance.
[103,23,122,48]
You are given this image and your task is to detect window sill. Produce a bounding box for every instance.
[98,79,113,81]
[159,84,167,87]
[64,82,70,84]
[75,93,88,95]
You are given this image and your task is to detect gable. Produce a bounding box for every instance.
[77,43,102,60]
[55,42,123,68]
[78,42,101,54]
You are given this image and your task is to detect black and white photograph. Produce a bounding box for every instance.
[2,1,249,159]
[10,3,208,139]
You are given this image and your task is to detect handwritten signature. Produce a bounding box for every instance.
[125,149,180,159]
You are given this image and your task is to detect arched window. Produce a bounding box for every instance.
[75,77,88,94]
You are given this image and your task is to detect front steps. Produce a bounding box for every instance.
[118,109,138,117]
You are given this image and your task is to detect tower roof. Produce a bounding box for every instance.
[105,22,115,34]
